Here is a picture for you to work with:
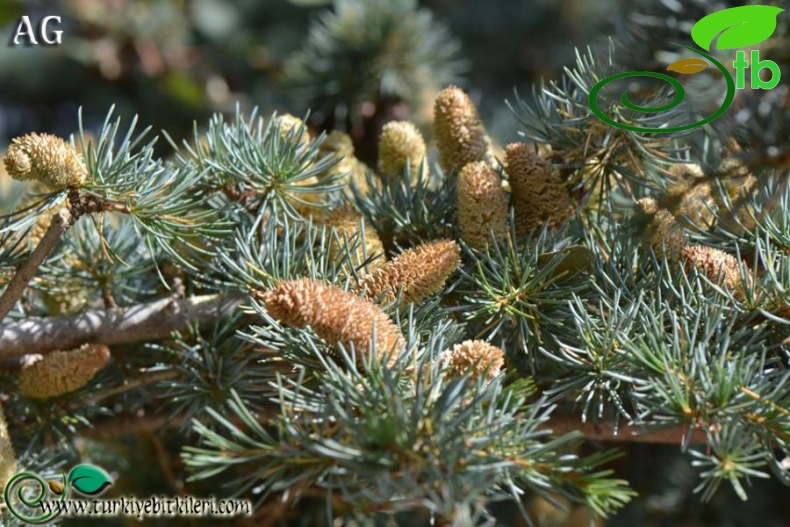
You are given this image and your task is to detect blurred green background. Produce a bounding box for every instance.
[0,0,618,163]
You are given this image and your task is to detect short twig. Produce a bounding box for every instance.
[0,207,73,321]
[80,370,179,406]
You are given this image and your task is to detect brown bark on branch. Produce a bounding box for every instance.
[81,413,182,440]
[0,292,245,357]
[541,414,707,445]
[0,208,73,321]
[80,407,707,446]
[81,405,281,441]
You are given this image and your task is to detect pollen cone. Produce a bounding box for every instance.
[18,344,111,399]
[433,86,493,175]
[324,204,386,273]
[4,133,87,190]
[358,239,460,304]
[681,245,750,295]
[317,131,373,196]
[458,161,509,250]
[505,143,573,235]
[378,121,428,183]
[260,278,405,366]
[274,113,312,148]
[637,197,688,262]
[441,340,505,381]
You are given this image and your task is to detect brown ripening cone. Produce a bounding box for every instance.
[637,197,688,262]
[4,133,87,190]
[0,403,17,492]
[260,278,405,364]
[433,86,493,174]
[358,239,461,304]
[505,143,574,235]
[441,340,504,382]
[324,205,386,272]
[457,161,509,250]
[18,344,111,399]
[377,121,429,183]
[681,245,750,294]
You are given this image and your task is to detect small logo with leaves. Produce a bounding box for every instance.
[589,5,784,133]
[3,464,113,523]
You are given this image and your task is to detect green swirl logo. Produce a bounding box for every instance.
[4,471,67,524]
[4,464,113,523]
[588,5,784,133]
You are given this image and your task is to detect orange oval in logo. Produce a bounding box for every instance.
[667,58,709,74]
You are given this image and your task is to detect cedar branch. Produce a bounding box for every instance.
[0,292,245,357]
[540,414,707,445]
[80,407,707,446]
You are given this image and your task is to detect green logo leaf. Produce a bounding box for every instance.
[67,464,113,496]
[691,5,784,51]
